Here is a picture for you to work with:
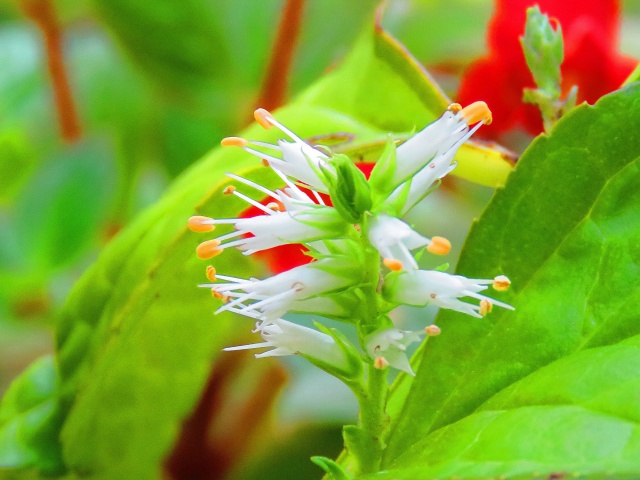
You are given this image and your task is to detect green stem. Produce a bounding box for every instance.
[358,366,389,473]
[347,214,391,474]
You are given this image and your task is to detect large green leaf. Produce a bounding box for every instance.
[0,18,507,479]
[374,84,640,478]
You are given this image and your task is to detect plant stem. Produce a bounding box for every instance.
[20,0,82,143]
[350,215,390,474]
[358,365,389,473]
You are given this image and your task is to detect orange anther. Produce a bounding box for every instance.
[223,185,236,195]
[447,103,462,114]
[261,158,270,167]
[254,108,274,129]
[188,216,215,233]
[460,101,492,125]
[493,275,511,291]
[479,299,493,316]
[206,265,217,282]
[266,202,282,211]
[383,258,404,272]
[196,240,223,260]
[425,325,441,336]
[373,356,390,370]
[211,290,229,302]
[220,137,248,147]
[427,236,451,255]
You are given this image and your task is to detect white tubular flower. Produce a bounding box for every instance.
[202,258,361,322]
[189,173,347,258]
[224,319,349,370]
[368,215,451,271]
[386,270,514,318]
[365,328,423,375]
[391,102,492,189]
[221,108,329,191]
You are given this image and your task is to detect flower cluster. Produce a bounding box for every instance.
[189,104,513,377]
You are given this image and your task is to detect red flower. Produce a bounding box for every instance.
[240,162,375,274]
[457,0,637,138]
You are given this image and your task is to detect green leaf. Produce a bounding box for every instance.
[0,356,64,474]
[13,140,116,271]
[89,0,229,92]
[376,84,640,477]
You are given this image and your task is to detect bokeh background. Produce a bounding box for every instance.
[1,0,639,478]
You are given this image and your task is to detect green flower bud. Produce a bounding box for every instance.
[520,6,564,96]
[321,154,372,224]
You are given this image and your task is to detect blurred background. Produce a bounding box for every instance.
[1,0,638,478]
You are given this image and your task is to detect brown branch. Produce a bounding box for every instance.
[164,351,288,480]
[254,0,305,112]
[20,0,82,143]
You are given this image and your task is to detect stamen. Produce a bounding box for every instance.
[425,325,441,336]
[231,190,276,215]
[447,103,462,114]
[493,275,511,291]
[266,202,282,211]
[373,356,390,370]
[254,108,275,129]
[188,216,215,233]
[223,341,272,352]
[206,265,217,282]
[383,258,404,272]
[460,101,492,125]
[479,299,493,316]
[427,236,451,255]
[310,189,326,206]
[226,172,279,201]
[196,239,223,259]
[221,137,248,147]
[223,185,236,196]
[211,290,230,302]
[261,159,270,167]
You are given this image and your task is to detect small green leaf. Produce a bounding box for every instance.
[368,135,397,203]
[312,455,353,480]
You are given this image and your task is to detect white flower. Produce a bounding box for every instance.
[221,108,329,191]
[386,269,513,318]
[224,319,349,370]
[189,171,349,258]
[190,196,346,259]
[202,258,361,322]
[365,328,423,375]
[368,214,451,271]
[391,102,491,189]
